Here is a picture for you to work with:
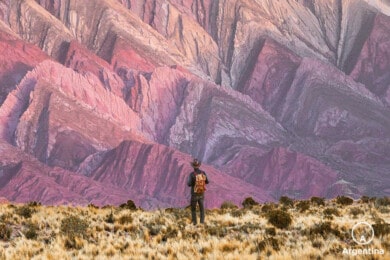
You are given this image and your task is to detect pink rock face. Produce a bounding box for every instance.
[126,66,193,142]
[350,13,390,103]
[0,0,389,209]
[221,147,339,199]
[0,140,150,207]
[116,0,214,33]
[109,36,156,72]
[86,140,272,208]
[238,38,302,118]
[63,40,126,98]
[326,139,390,165]
[0,31,49,104]
[114,0,221,82]
[0,138,270,209]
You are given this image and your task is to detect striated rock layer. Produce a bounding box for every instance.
[0,30,49,105]
[0,0,389,208]
[350,13,390,105]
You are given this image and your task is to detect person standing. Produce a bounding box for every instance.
[187,159,209,225]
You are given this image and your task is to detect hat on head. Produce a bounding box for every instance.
[191,158,201,168]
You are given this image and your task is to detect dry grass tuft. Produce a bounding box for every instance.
[267,209,292,229]
[0,197,388,259]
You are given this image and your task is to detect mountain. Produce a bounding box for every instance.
[0,0,389,209]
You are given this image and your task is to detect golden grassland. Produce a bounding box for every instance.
[0,196,389,260]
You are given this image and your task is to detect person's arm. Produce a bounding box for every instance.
[187,173,193,187]
[204,172,209,184]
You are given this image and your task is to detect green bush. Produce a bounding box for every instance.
[323,207,340,217]
[309,222,341,239]
[87,203,99,209]
[105,211,115,224]
[359,196,374,203]
[230,209,244,217]
[312,240,323,248]
[372,223,390,238]
[375,197,390,207]
[336,196,354,206]
[310,197,325,206]
[261,204,276,213]
[0,213,12,224]
[242,197,259,208]
[206,226,227,238]
[220,201,238,210]
[296,200,310,212]
[118,214,133,225]
[279,196,294,207]
[119,200,137,210]
[60,216,88,239]
[257,237,279,252]
[15,205,34,219]
[265,227,276,236]
[64,236,84,250]
[162,226,178,242]
[27,201,41,207]
[24,222,39,240]
[148,225,160,236]
[267,210,292,229]
[349,207,364,218]
[0,223,12,240]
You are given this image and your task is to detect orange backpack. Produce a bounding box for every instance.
[194,172,206,194]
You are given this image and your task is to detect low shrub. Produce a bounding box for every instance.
[296,200,310,212]
[257,237,280,252]
[119,200,137,210]
[64,236,84,250]
[242,197,259,209]
[118,214,133,225]
[168,208,188,220]
[162,226,178,242]
[359,196,374,203]
[220,243,239,252]
[230,209,244,218]
[312,240,323,248]
[375,197,390,207]
[87,203,99,209]
[60,215,89,239]
[105,211,115,224]
[147,225,160,236]
[267,210,292,229]
[323,208,340,217]
[0,213,12,224]
[220,201,238,210]
[336,196,354,206]
[349,207,364,218]
[15,205,34,219]
[207,226,227,238]
[265,227,276,236]
[279,196,294,207]
[310,197,325,206]
[24,222,39,240]
[372,223,390,238]
[0,223,12,240]
[27,201,41,207]
[309,222,341,239]
[237,223,259,234]
[261,204,276,213]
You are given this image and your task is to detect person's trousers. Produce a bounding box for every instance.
[191,194,205,224]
